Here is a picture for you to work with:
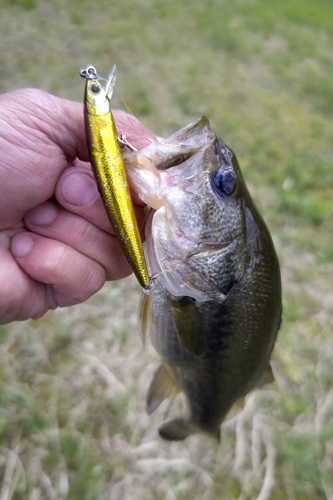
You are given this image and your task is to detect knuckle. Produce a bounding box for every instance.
[76,265,105,300]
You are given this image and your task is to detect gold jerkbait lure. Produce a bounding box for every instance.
[80,64,150,291]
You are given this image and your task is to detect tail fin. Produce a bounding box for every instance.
[158,418,196,441]
[159,418,221,442]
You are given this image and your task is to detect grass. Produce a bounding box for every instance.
[0,0,333,498]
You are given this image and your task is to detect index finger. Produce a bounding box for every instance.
[55,166,148,237]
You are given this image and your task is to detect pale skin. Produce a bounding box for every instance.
[0,88,156,325]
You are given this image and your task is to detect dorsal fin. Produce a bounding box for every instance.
[171,297,205,356]
[146,363,181,415]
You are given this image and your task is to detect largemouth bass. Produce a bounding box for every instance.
[80,64,150,290]
[123,117,282,441]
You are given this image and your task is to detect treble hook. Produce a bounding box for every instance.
[118,134,139,152]
[80,65,99,80]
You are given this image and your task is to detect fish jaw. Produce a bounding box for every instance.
[123,152,165,210]
[123,156,209,299]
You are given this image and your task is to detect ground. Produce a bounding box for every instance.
[0,0,333,498]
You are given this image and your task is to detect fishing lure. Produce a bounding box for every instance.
[80,64,150,291]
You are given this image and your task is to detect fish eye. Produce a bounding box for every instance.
[89,83,101,94]
[211,168,237,196]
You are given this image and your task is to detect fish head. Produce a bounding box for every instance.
[124,117,251,302]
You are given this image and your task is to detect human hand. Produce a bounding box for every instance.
[0,88,156,324]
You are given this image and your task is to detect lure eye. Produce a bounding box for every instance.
[211,168,237,196]
[89,83,101,94]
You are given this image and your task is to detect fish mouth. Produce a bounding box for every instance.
[123,117,220,300]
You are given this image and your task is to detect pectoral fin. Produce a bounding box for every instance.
[171,298,205,356]
[146,363,181,415]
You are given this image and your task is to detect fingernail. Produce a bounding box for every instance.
[11,234,34,258]
[60,172,98,206]
[26,201,58,226]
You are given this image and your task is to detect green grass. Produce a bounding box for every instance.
[0,0,333,498]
